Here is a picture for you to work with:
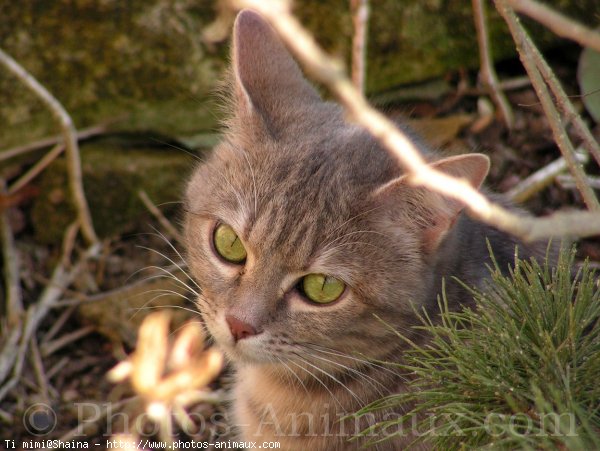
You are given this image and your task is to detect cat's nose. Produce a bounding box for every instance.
[225,315,258,342]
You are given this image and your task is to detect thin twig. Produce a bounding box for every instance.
[507,0,600,53]
[506,151,588,202]
[138,190,185,245]
[0,47,98,244]
[0,124,107,163]
[0,408,13,424]
[8,143,65,194]
[41,326,95,357]
[0,327,21,390]
[1,180,23,324]
[350,0,369,94]
[494,0,600,211]
[557,175,600,191]
[46,356,69,381]
[231,0,600,241]
[42,305,77,343]
[30,337,50,402]
[519,30,600,167]
[472,0,514,128]
[0,239,100,402]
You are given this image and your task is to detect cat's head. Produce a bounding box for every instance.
[184,10,489,368]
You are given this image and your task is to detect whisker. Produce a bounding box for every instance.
[276,357,309,395]
[150,137,202,161]
[302,343,400,377]
[138,231,202,291]
[288,359,344,409]
[134,264,200,298]
[304,352,387,398]
[293,353,365,406]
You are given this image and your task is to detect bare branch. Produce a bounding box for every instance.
[0,124,107,163]
[507,151,588,203]
[8,143,65,194]
[138,190,184,245]
[0,47,99,245]
[1,180,23,323]
[350,0,369,94]
[507,0,600,53]
[0,235,100,401]
[472,0,514,128]
[517,28,600,168]
[231,0,600,241]
[494,0,600,211]
[557,174,600,191]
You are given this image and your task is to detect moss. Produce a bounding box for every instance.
[31,142,195,243]
[1,0,597,148]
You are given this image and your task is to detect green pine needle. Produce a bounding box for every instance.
[356,248,600,450]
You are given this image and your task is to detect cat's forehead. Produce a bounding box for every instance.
[202,129,396,266]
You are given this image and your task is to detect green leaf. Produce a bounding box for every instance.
[578,45,600,123]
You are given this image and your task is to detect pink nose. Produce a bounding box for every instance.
[225,315,258,342]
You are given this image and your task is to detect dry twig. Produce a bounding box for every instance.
[350,0,369,94]
[0,47,98,244]
[230,0,600,241]
[507,0,600,53]
[507,151,588,203]
[0,124,107,163]
[557,175,600,191]
[516,28,600,168]
[472,0,514,128]
[0,231,100,402]
[1,180,23,324]
[8,143,65,194]
[138,190,185,245]
[494,0,600,211]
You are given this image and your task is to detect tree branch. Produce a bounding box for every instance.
[8,143,65,194]
[0,47,99,245]
[519,29,600,168]
[472,0,514,128]
[494,0,600,211]
[506,151,588,203]
[0,227,100,401]
[230,0,600,241]
[507,0,600,53]
[1,180,23,324]
[350,0,369,94]
[0,124,107,163]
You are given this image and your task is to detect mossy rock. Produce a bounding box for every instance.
[1,0,597,150]
[31,142,195,243]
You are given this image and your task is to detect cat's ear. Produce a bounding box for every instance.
[231,10,321,130]
[373,154,490,255]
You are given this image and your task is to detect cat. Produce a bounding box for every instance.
[183,9,549,450]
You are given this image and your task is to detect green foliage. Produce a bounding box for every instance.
[358,248,600,450]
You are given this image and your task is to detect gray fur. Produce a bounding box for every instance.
[183,10,549,450]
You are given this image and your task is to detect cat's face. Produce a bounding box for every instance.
[184,11,489,370]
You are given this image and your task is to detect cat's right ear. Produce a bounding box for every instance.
[231,10,321,132]
[372,153,490,255]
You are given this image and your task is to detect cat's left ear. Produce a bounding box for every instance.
[231,10,321,131]
[372,153,490,254]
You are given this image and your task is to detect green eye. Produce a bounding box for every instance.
[213,223,247,263]
[302,273,345,304]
